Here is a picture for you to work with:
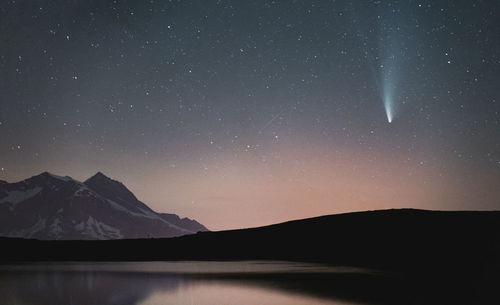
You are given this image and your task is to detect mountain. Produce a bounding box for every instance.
[0,172,208,240]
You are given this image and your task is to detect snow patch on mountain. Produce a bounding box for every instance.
[49,218,63,238]
[0,187,42,206]
[75,222,85,231]
[135,206,191,233]
[46,173,73,182]
[78,216,122,239]
[73,183,186,230]
[8,217,47,238]
[102,198,191,233]
[74,185,94,197]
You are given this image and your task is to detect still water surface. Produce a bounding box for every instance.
[0,261,373,305]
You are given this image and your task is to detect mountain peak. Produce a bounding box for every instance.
[85,172,127,188]
[86,172,111,182]
[39,171,54,177]
[84,172,140,206]
[33,171,74,182]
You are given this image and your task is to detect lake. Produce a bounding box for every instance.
[0,260,491,305]
[0,261,388,305]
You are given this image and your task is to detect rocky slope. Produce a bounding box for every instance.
[0,172,208,240]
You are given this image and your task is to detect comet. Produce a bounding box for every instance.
[381,63,396,124]
[384,98,393,123]
[382,77,395,123]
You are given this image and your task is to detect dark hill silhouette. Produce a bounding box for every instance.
[1,209,499,270]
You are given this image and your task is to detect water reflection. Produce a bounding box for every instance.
[3,261,484,305]
[140,282,339,305]
[0,262,369,305]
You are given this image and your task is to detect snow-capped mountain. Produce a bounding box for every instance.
[0,172,208,240]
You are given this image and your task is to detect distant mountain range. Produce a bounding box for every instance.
[0,172,208,239]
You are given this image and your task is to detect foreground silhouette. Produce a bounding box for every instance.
[1,209,499,303]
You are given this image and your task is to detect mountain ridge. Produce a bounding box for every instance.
[0,171,208,240]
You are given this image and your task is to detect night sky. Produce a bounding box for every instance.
[1,0,499,230]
